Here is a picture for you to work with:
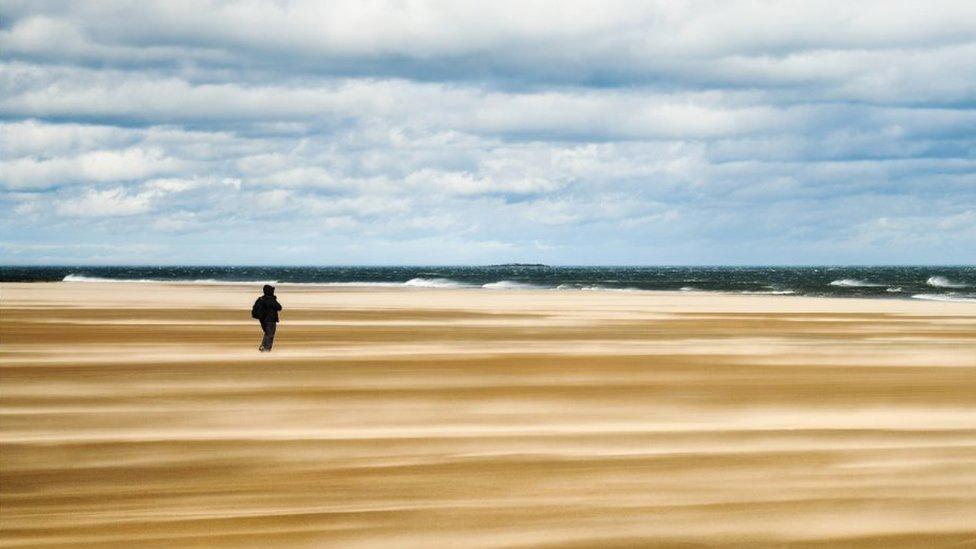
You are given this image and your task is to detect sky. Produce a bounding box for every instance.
[1,1,975,265]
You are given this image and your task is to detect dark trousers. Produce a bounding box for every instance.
[260,320,277,350]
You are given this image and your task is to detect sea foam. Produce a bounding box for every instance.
[911,293,976,303]
[741,290,796,295]
[312,281,404,287]
[577,285,639,292]
[829,279,883,287]
[482,280,541,289]
[402,277,468,288]
[926,276,968,288]
[63,274,278,285]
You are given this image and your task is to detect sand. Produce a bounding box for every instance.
[1,282,975,548]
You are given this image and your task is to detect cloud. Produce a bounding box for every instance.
[0,143,184,190]
[55,187,156,217]
[4,1,975,94]
[404,169,563,196]
[1,62,805,140]
[1,1,974,264]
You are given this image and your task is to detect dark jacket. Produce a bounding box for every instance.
[252,294,282,323]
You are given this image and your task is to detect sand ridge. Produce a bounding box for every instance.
[1,282,975,547]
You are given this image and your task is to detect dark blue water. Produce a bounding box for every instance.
[1,266,974,301]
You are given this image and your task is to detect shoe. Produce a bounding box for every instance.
[258,346,267,352]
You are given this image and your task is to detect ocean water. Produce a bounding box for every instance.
[2,266,974,301]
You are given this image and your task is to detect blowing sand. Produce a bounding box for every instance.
[1,282,975,548]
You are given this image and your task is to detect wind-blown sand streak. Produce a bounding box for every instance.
[2,283,975,547]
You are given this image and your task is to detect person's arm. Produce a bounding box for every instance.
[275,300,282,311]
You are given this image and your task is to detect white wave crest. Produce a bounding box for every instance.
[911,293,976,303]
[482,280,542,289]
[927,276,968,288]
[741,290,796,295]
[63,274,278,285]
[309,281,404,287]
[578,285,639,292]
[679,286,696,291]
[402,277,468,288]
[829,279,883,287]
[64,274,133,283]
[885,287,903,293]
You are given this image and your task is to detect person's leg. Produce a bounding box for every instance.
[259,320,269,351]
[262,320,276,351]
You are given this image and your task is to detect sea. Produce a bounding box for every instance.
[2,265,974,302]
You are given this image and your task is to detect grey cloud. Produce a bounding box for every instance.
[3,1,976,103]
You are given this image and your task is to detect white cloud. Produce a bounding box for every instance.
[404,169,563,196]
[0,119,134,157]
[1,63,807,139]
[1,1,974,264]
[143,176,241,194]
[305,195,411,217]
[56,187,156,217]
[1,145,184,189]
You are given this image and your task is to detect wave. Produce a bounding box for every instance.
[64,274,136,283]
[927,276,968,289]
[578,285,639,292]
[482,280,543,289]
[310,281,404,287]
[289,278,469,288]
[741,290,796,295]
[63,274,278,285]
[63,275,440,288]
[552,283,640,292]
[911,293,976,303]
[402,277,469,288]
[53,271,973,299]
[829,279,883,287]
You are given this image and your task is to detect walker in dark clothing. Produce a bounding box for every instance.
[252,284,283,352]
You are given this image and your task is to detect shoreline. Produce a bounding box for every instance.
[3,280,975,305]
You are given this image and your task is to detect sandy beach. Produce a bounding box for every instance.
[1,282,975,548]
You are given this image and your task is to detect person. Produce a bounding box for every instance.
[252,284,282,352]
